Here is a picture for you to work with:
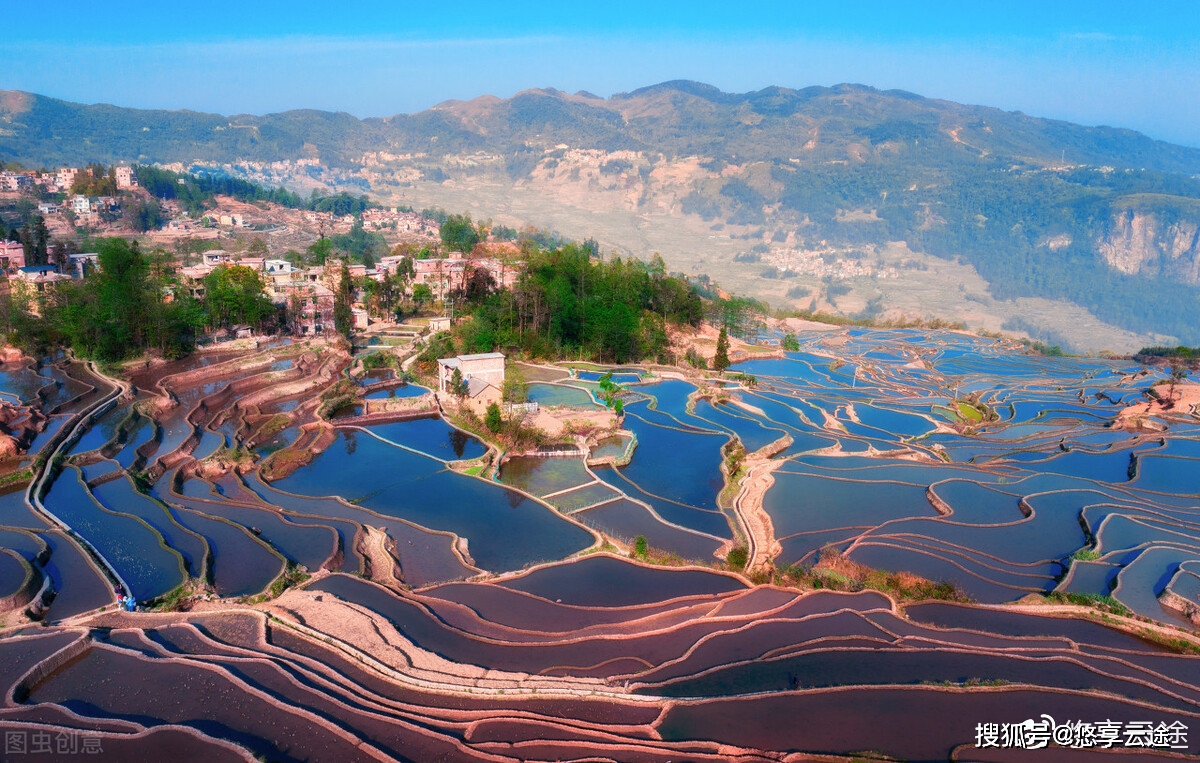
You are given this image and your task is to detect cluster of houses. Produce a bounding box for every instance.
[2,163,523,337]
[0,240,74,315]
[378,253,520,301]
[173,250,520,336]
[0,166,137,195]
[2,241,523,336]
[2,166,138,228]
[359,207,440,236]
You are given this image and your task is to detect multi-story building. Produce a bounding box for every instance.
[12,266,71,316]
[412,256,467,300]
[280,282,335,336]
[0,241,26,274]
[114,166,138,189]
[56,168,80,189]
[0,172,33,192]
[202,250,234,267]
[436,352,505,413]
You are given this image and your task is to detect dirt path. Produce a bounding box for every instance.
[734,458,783,573]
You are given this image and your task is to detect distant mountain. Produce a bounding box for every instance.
[4,82,1200,348]
[6,82,1200,172]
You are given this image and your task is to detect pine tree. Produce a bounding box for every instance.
[714,326,731,372]
[333,262,354,339]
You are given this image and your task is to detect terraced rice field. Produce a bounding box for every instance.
[3,330,1200,759]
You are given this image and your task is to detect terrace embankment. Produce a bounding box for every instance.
[1113,380,1200,429]
[360,526,404,590]
[1161,589,1200,626]
[1008,598,1200,652]
[669,322,785,366]
[732,457,783,573]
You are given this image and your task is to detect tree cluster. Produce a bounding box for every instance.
[135,165,372,221]
[2,239,278,361]
[454,243,705,363]
[439,213,483,253]
[69,164,118,197]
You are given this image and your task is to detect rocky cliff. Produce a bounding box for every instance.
[1098,207,1200,283]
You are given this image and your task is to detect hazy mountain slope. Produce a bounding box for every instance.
[8,83,1200,172]
[3,82,1200,348]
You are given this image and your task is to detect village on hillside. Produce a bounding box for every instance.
[0,163,528,341]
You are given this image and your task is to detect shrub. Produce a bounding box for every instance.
[484,402,503,433]
[634,535,648,557]
[726,545,749,569]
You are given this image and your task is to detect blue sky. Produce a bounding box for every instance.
[6,1,1200,145]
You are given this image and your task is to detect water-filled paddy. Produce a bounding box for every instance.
[168,507,283,597]
[499,457,590,496]
[0,549,31,597]
[590,434,631,461]
[361,416,486,461]
[527,382,595,407]
[575,370,642,384]
[275,431,444,499]
[9,323,1200,763]
[42,468,184,600]
[363,382,429,400]
[90,477,207,577]
[573,499,725,560]
[498,555,747,607]
[18,328,1199,614]
[547,481,619,512]
[38,531,113,619]
[274,432,594,572]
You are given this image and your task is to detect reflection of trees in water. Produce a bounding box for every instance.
[449,428,468,460]
[343,430,357,455]
[505,485,524,509]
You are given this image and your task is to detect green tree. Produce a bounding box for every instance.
[726,546,749,569]
[502,364,528,403]
[372,271,404,319]
[307,237,333,266]
[457,263,497,305]
[50,238,168,360]
[21,215,49,266]
[634,535,648,557]
[1166,363,1190,408]
[202,265,274,330]
[331,214,387,263]
[781,332,800,351]
[597,371,624,408]
[449,367,466,398]
[714,326,731,372]
[440,213,482,253]
[484,402,503,432]
[412,283,433,309]
[395,256,415,282]
[333,261,354,339]
[127,198,164,232]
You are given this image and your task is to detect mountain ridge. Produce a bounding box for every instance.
[3,81,1200,349]
[5,81,1200,171]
